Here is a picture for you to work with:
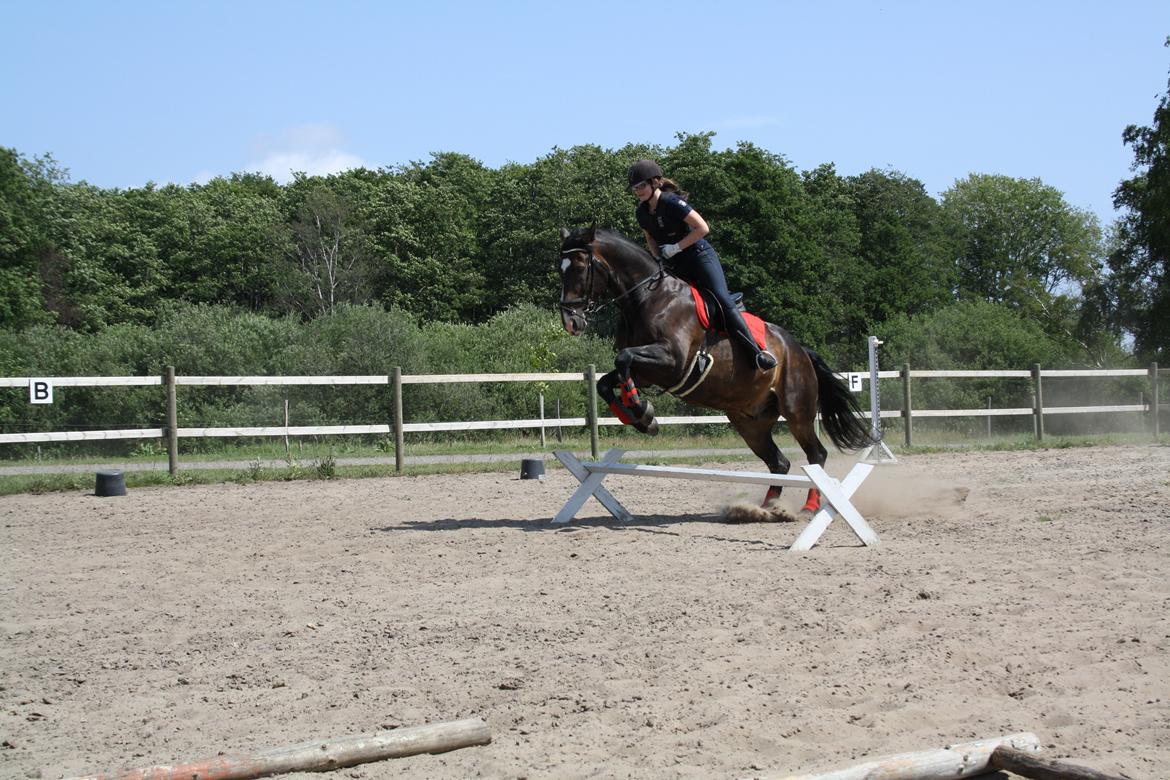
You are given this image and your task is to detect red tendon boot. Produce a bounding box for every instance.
[763,485,782,508]
[607,401,634,425]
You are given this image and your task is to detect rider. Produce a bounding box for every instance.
[628,159,777,371]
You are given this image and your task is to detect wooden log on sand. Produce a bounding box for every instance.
[73,717,491,780]
[750,732,1039,780]
[989,745,1128,780]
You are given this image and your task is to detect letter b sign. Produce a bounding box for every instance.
[29,379,53,404]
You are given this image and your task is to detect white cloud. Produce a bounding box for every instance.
[245,149,368,183]
[242,122,368,183]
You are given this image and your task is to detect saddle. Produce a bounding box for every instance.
[666,287,769,398]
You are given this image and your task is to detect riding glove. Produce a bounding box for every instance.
[660,243,681,259]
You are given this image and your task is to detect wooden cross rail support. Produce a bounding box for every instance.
[553,449,879,552]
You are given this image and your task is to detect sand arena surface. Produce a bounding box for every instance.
[1,445,1168,779]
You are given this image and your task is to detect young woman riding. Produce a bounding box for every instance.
[627,159,777,372]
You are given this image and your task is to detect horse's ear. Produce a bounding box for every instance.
[584,222,596,243]
[559,227,570,241]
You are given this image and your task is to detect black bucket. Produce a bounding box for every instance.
[95,469,127,497]
[519,458,545,480]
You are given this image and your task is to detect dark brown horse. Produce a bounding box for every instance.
[558,225,873,512]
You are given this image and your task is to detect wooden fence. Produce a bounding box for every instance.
[0,363,1163,474]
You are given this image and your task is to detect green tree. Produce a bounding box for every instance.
[847,169,955,325]
[358,155,493,322]
[279,174,373,317]
[0,148,53,329]
[32,179,174,330]
[1100,39,1170,362]
[941,174,1103,357]
[169,174,287,310]
[480,144,643,316]
[797,163,864,353]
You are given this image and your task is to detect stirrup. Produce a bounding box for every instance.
[755,351,777,371]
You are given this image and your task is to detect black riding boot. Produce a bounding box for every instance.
[725,307,777,371]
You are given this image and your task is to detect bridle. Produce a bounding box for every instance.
[558,243,663,328]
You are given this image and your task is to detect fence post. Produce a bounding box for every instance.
[901,363,912,448]
[1151,362,1160,440]
[164,366,178,476]
[1031,363,1044,441]
[539,392,546,448]
[585,364,599,459]
[393,367,404,472]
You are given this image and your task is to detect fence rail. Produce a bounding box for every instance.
[1,362,1163,471]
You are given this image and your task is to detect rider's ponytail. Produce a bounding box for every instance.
[657,177,690,200]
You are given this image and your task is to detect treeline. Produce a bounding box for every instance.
[2,104,1168,376]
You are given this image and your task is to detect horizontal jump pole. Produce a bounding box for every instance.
[751,732,1039,780]
[72,717,491,780]
[553,449,879,551]
[586,461,817,489]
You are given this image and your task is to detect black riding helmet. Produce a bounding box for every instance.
[627,159,662,187]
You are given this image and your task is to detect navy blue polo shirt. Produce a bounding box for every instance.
[636,192,706,250]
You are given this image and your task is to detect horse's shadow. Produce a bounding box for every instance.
[372,512,705,534]
[370,513,798,550]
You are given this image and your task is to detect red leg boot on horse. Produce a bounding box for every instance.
[598,370,659,436]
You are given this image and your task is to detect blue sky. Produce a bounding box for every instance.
[2,1,1167,227]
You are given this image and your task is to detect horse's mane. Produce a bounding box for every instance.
[597,228,651,259]
[564,226,657,267]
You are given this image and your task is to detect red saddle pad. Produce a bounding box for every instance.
[690,287,768,349]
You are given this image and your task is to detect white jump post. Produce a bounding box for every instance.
[553,449,878,552]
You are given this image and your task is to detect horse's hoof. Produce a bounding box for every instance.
[645,420,660,436]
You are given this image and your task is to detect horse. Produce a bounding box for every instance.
[557,225,874,514]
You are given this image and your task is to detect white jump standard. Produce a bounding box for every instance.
[552,449,879,552]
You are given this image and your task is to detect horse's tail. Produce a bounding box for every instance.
[806,348,876,451]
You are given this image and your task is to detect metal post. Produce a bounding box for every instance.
[859,337,896,462]
[987,396,992,438]
[283,399,290,456]
[539,392,546,448]
[1031,363,1044,441]
[586,364,599,459]
[868,336,882,442]
[164,366,178,476]
[1151,363,1160,440]
[393,367,404,472]
[901,363,912,448]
